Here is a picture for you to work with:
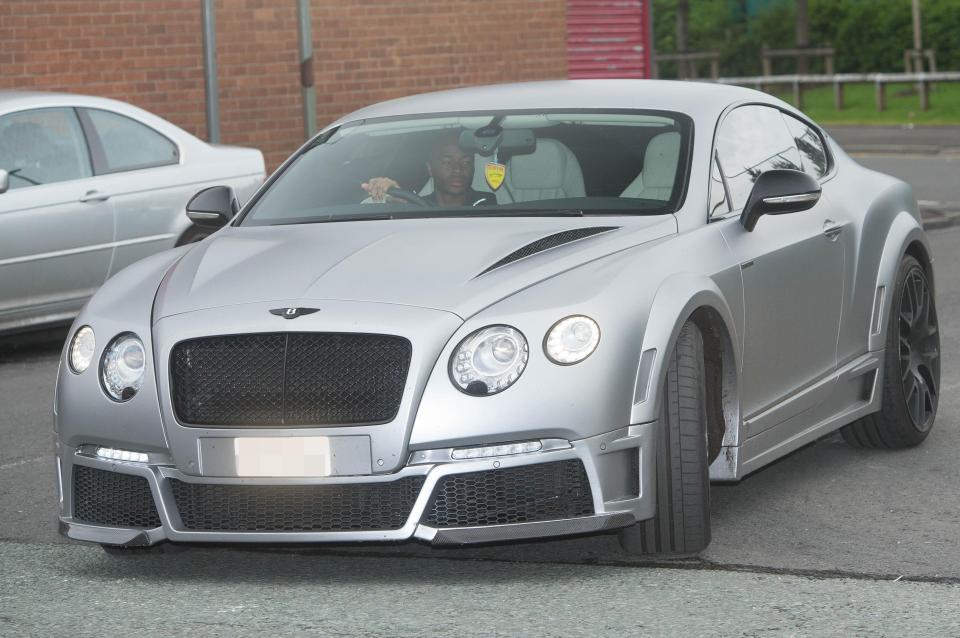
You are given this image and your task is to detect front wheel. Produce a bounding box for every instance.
[841,254,940,448]
[619,322,711,556]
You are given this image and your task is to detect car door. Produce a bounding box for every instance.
[76,107,186,276]
[714,104,845,427]
[0,107,114,327]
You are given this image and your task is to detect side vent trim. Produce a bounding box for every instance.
[477,226,620,276]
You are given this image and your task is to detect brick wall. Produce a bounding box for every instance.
[0,0,567,170]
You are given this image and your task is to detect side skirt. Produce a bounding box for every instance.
[710,352,882,481]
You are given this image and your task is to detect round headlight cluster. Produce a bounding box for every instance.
[544,315,601,365]
[68,326,96,374]
[101,333,146,402]
[450,325,528,396]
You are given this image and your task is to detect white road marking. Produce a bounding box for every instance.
[0,456,47,471]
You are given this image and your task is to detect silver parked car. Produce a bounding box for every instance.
[55,81,939,556]
[0,91,265,333]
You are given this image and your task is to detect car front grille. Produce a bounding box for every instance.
[170,333,412,426]
[72,465,161,528]
[169,476,426,532]
[423,460,594,527]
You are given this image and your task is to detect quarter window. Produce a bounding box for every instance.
[782,114,829,178]
[708,154,730,218]
[83,109,178,173]
[715,105,802,211]
[0,108,92,190]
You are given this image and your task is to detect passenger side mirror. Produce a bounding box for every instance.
[740,169,821,232]
[0,169,9,194]
[186,185,239,228]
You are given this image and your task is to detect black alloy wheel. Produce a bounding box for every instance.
[841,254,940,449]
[898,265,940,432]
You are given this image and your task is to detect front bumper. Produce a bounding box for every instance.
[58,423,656,547]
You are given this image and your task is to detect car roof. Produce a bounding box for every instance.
[0,89,200,145]
[0,89,137,112]
[329,79,782,129]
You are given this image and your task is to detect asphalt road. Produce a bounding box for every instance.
[858,155,960,208]
[3,156,960,634]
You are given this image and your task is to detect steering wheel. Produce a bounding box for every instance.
[386,186,432,207]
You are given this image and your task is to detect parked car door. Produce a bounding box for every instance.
[714,104,846,426]
[75,108,188,276]
[0,107,114,328]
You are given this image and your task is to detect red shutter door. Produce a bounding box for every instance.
[566,0,651,79]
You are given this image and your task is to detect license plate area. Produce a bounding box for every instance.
[198,436,372,477]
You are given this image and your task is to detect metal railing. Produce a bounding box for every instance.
[713,72,960,111]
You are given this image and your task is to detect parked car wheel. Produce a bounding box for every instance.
[620,322,711,556]
[841,254,940,449]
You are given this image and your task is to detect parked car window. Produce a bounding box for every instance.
[240,110,693,226]
[715,105,802,211]
[0,108,92,190]
[84,109,179,173]
[781,113,829,178]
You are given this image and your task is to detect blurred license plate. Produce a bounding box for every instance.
[199,436,372,477]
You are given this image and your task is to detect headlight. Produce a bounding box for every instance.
[68,325,96,374]
[544,315,600,365]
[101,333,146,402]
[450,325,528,396]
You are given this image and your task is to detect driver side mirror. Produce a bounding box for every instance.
[740,169,821,232]
[0,169,9,195]
[186,185,239,228]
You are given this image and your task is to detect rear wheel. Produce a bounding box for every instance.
[619,322,711,556]
[842,254,940,448]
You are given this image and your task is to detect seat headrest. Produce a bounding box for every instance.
[507,139,580,190]
[642,131,681,189]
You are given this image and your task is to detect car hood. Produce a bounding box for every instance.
[153,215,677,320]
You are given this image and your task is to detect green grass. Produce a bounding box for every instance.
[768,82,960,125]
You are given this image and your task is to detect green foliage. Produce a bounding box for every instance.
[653,0,960,77]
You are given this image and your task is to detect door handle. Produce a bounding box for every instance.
[822,219,843,240]
[79,190,111,203]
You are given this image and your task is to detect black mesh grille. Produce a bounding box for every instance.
[424,460,594,527]
[479,227,619,275]
[171,333,412,426]
[72,465,161,528]
[170,476,426,532]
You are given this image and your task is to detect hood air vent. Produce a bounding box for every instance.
[478,227,620,276]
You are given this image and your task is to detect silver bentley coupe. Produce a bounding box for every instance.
[55,80,939,556]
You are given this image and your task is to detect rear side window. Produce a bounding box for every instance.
[781,114,829,178]
[0,107,92,189]
[83,109,179,173]
[716,105,802,211]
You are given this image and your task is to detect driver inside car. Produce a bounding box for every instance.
[361,129,496,207]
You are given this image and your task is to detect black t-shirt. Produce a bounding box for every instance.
[424,189,497,207]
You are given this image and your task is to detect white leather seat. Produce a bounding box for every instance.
[620,131,680,201]
[502,139,585,202]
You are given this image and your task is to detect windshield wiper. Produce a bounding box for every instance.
[273,213,396,225]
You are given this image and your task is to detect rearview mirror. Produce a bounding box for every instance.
[0,169,8,194]
[186,185,239,228]
[740,169,821,232]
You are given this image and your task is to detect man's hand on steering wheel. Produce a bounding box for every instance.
[361,177,400,202]
[361,177,431,206]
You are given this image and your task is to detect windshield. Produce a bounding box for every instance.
[239,110,692,226]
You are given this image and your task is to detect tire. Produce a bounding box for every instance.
[175,226,211,246]
[841,254,940,449]
[619,322,711,556]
